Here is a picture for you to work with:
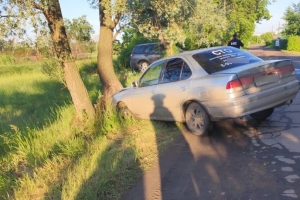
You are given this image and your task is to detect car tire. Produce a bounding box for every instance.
[185,102,211,136]
[117,104,133,119]
[250,108,274,121]
[139,61,149,72]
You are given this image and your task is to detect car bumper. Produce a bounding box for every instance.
[204,80,300,121]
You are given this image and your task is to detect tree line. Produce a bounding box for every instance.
[0,0,271,123]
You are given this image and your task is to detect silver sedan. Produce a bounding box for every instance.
[113,46,300,136]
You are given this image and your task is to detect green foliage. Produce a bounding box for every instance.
[41,59,66,86]
[128,0,227,50]
[287,36,300,51]
[64,15,95,42]
[218,0,271,45]
[0,54,16,65]
[260,32,273,45]
[282,3,300,36]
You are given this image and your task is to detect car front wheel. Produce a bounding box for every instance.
[250,108,274,121]
[185,102,211,136]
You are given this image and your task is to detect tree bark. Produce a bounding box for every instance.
[42,0,95,120]
[97,5,123,102]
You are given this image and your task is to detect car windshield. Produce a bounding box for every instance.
[192,47,262,74]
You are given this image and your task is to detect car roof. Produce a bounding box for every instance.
[135,42,161,47]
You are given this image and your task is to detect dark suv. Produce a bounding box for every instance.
[130,43,165,72]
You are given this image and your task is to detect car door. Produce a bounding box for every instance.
[153,57,193,121]
[128,60,165,120]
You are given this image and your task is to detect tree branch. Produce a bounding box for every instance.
[32,2,42,10]
[113,22,129,40]
[0,15,16,18]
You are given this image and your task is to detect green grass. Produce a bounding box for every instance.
[0,58,182,199]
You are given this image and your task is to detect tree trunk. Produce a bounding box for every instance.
[43,0,95,120]
[97,8,123,102]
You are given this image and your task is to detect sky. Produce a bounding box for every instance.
[255,0,298,34]
[59,0,299,38]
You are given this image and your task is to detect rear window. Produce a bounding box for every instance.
[192,47,262,74]
[132,43,163,54]
[132,45,146,53]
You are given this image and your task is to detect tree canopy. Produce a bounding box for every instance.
[64,15,95,42]
[282,2,300,36]
[218,0,271,45]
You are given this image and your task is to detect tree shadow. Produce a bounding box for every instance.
[0,79,72,156]
[72,119,145,200]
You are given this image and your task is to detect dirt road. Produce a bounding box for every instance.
[122,46,300,200]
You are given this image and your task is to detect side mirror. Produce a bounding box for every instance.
[131,81,137,88]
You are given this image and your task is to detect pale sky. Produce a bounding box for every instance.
[255,0,298,34]
[60,0,299,37]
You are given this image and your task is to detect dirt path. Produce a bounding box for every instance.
[122,46,300,200]
[248,45,300,69]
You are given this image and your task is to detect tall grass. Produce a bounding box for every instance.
[0,58,182,199]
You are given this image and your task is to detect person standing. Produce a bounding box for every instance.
[227,33,244,49]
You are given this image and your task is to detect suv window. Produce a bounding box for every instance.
[144,45,154,54]
[192,47,262,74]
[132,43,164,54]
[162,58,192,83]
[132,45,146,54]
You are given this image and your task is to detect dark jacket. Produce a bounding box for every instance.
[227,38,244,49]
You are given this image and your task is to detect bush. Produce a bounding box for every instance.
[287,36,300,52]
[41,59,66,85]
[0,54,16,65]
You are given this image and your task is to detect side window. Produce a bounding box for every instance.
[162,58,191,83]
[153,44,164,55]
[181,62,192,80]
[144,45,154,54]
[133,45,145,53]
[139,61,164,87]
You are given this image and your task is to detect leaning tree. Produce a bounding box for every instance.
[0,0,95,120]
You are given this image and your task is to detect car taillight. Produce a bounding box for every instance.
[130,53,134,57]
[226,79,243,93]
[277,65,295,77]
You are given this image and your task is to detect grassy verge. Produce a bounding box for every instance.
[0,59,182,199]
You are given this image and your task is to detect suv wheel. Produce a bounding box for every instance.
[139,61,149,72]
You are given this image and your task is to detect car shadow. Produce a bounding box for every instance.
[122,97,291,199]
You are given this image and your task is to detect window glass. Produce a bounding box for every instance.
[152,44,165,54]
[162,58,182,83]
[132,45,146,53]
[162,58,192,83]
[181,62,192,80]
[192,47,262,74]
[139,61,164,87]
[144,45,154,54]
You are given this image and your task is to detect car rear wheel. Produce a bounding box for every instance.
[139,61,149,72]
[185,102,211,136]
[250,108,274,121]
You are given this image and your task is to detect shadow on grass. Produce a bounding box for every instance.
[0,79,72,150]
